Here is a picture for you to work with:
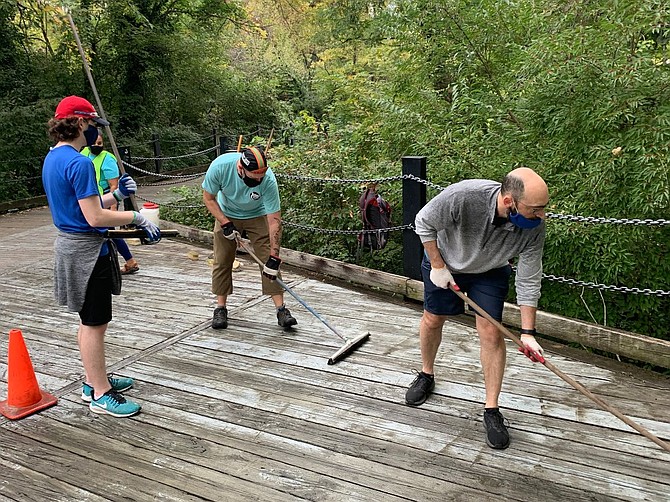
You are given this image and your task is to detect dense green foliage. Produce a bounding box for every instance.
[2,0,669,339]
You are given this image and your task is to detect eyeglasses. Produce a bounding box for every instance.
[515,199,546,217]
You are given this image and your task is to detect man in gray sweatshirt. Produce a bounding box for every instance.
[406,167,548,449]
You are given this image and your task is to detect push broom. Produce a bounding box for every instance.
[237,238,370,364]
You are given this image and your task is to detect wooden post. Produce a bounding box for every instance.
[402,156,426,281]
[152,133,162,174]
[219,136,228,155]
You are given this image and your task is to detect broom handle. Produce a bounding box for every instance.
[449,285,670,452]
[65,11,138,212]
[106,229,179,238]
[237,239,347,342]
[266,128,274,153]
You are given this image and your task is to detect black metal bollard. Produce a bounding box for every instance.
[219,136,229,155]
[402,156,426,281]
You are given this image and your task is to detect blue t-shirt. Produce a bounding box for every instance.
[201,152,281,219]
[42,145,105,234]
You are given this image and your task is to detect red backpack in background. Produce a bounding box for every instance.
[358,187,392,251]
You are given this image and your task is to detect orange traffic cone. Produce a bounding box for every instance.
[0,329,57,420]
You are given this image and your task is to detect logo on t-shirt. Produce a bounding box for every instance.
[250,191,261,200]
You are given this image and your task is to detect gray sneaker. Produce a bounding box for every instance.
[212,306,228,329]
[405,371,435,406]
[483,408,510,449]
[277,306,297,328]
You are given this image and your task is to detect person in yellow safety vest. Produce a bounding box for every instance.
[81,131,140,274]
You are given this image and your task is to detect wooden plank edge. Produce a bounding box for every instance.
[0,195,48,214]
[157,221,670,369]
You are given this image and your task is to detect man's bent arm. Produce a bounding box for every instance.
[519,305,537,331]
[203,190,229,226]
[422,240,446,269]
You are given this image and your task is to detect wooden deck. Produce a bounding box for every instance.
[0,210,669,501]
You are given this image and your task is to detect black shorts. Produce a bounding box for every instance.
[79,254,113,326]
[422,254,512,321]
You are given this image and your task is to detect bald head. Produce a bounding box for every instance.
[502,167,548,207]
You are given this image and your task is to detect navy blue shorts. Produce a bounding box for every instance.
[422,254,512,321]
[79,254,113,326]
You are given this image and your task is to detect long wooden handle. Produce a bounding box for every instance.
[237,238,347,341]
[107,229,179,238]
[266,128,275,153]
[65,11,138,212]
[449,285,669,452]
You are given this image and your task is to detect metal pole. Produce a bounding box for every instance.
[401,156,426,280]
[65,10,139,212]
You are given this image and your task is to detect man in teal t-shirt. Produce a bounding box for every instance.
[202,146,297,330]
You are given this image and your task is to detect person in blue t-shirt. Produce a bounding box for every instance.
[202,145,297,330]
[81,131,140,274]
[42,95,161,418]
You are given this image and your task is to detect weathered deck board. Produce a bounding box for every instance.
[0,217,669,502]
[130,349,668,489]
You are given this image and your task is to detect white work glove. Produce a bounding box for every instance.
[429,265,455,289]
[132,211,161,243]
[520,334,544,363]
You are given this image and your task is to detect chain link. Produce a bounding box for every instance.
[124,165,670,298]
[159,134,215,144]
[546,212,670,226]
[132,145,218,161]
[122,160,207,179]
[138,174,203,187]
[509,265,669,297]
[400,173,447,191]
[275,172,447,191]
[542,274,670,297]
[135,194,202,209]
[276,173,406,184]
[278,173,666,226]
[281,221,413,235]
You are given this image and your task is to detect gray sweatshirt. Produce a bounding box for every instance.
[54,232,121,312]
[414,179,545,307]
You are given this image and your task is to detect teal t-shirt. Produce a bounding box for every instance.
[81,148,119,192]
[201,152,281,219]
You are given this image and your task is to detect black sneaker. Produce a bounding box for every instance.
[405,371,435,406]
[484,408,510,449]
[212,306,228,329]
[277,307,297,328]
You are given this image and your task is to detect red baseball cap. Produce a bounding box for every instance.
[54,96,110,126]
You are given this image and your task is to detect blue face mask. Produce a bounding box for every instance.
[83,124,99,146]
[509,208,543,229]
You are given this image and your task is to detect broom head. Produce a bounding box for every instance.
[327,333,370,365]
